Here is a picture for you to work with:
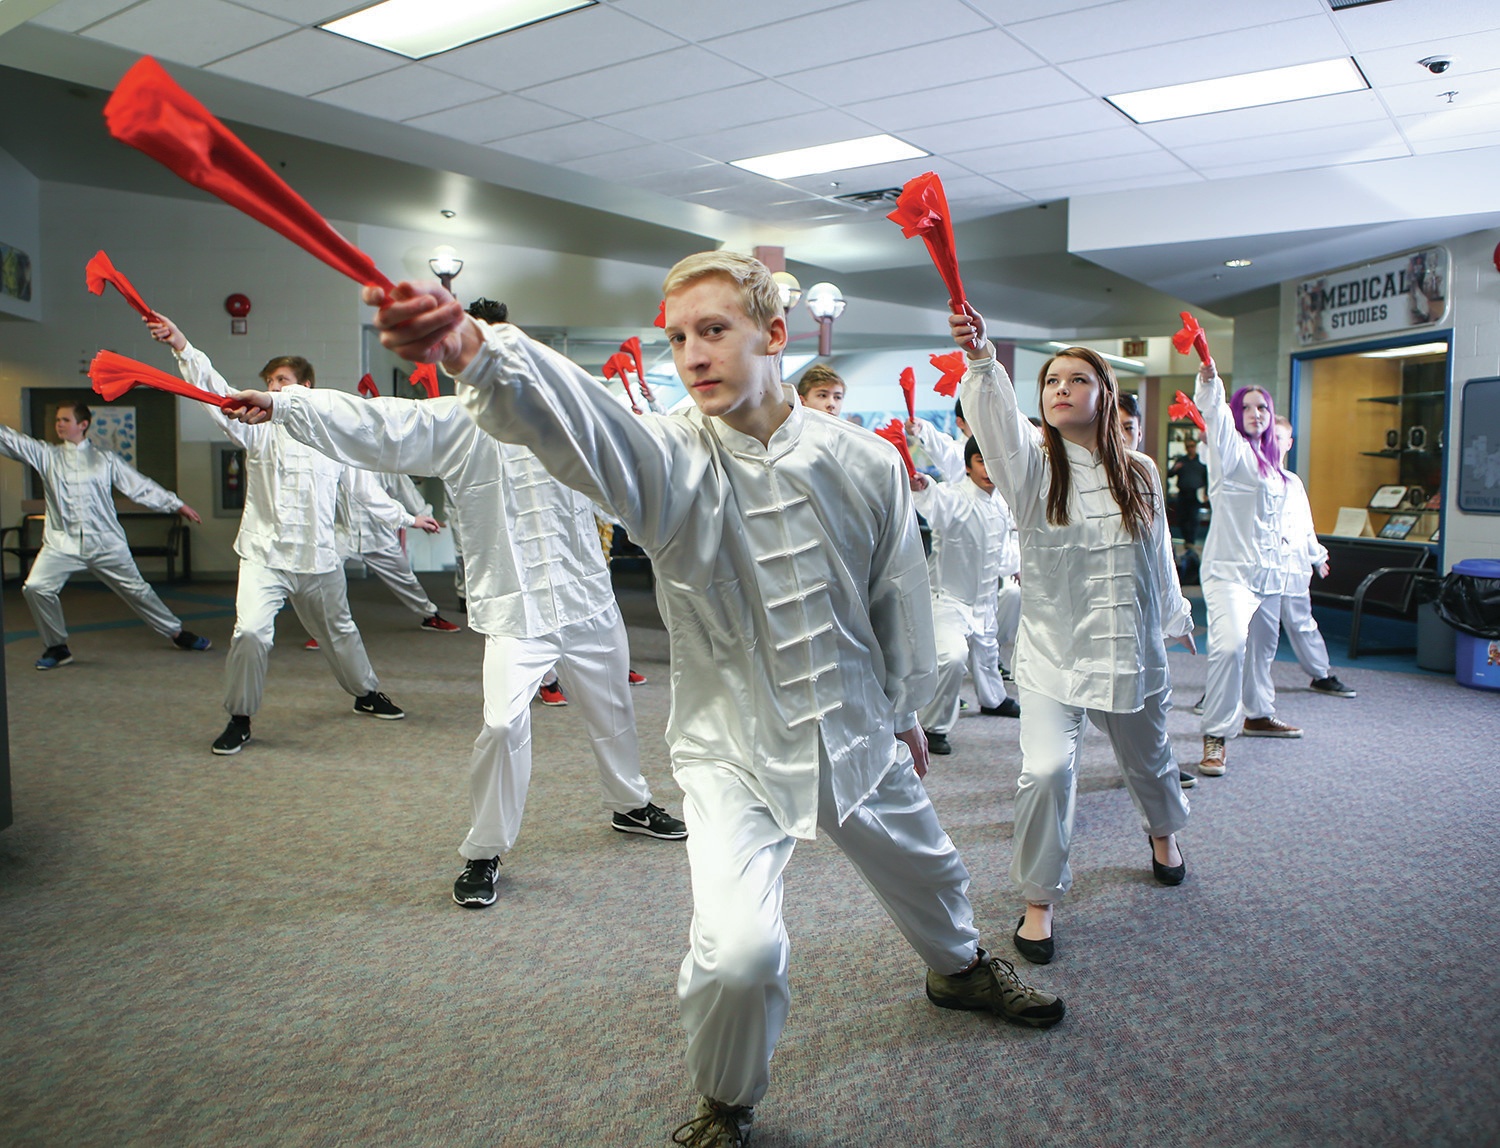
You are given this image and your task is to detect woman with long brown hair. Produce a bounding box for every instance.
[954,304,1195,964]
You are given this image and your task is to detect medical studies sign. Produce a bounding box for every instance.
[1295,247,1448,345]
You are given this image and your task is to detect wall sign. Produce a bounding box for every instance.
[1458,376,1500,514]
[1295,246,1448,345]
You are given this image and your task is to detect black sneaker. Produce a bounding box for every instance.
[453,856,500,908]
[1191,693,1205,715]
[35,644,73,671]
[980,698,1021,718]
[925,729,952,755]
[212,717,251,756]
[611,802,687,840]
[173,630,212,651]
[354,691,405,719]
[926,947,1065,1028]
[1310,675,1356,698]
[1178,770,1198,789]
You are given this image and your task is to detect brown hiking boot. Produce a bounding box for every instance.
[672,1097,753,1146]
[1198,735,1227,776]
[926,947,1065,1028]
[1242,716,1302,738]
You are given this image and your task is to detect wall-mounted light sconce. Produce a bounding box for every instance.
[804,282,845,356]
[428,245,464,292]
[772,271,802,312]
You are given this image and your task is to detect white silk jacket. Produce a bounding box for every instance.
[1196,370,1288,596]
[174,343,412,574]
[337,471,430,557]
[0,427,182,556]
[914,476,1019,634]
[962,355,1191,713]
[271,389,615,640]
[456,321,936,839]
[911,419,965,483]
[1279,470,1328,594]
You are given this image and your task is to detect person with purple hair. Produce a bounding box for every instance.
[1194,363,1300,778]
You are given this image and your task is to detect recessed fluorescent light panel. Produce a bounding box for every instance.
[1359,341,1449,359]
[321,0,595,60]
[1107,58,1368,124]
[731,135,927,180]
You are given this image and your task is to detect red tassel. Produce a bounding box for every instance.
[887,173,967,315]
[89,350,231,408]
[410,363,439,399]
[603,352,641,414]
[1169,390,1207,433]
[873,418,917,479]
[899,366,917,420]
[653,301,666,329]
[85,251,156,320]
[1171,312,1211,364]
[357,373,379,398]
[930,351,966,398]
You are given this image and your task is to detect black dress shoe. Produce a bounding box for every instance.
[1012,916,1054,964]
[1149,837,1186,886]
[979,697,1022,718]
[925,730,952,755]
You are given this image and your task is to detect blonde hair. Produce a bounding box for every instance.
[662,251,782,331]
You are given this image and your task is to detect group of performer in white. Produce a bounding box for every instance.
[12,248,1360,1147]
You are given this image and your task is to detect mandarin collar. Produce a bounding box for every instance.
[1062,437,1100,467]
[710,387,801,461]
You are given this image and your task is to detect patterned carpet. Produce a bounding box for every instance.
[1,575,1496,1147]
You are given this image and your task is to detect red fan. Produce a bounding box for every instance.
[89,350,232,408]
[653,301,666,329]
[899,367,917,420]
[85,251,156,320]
[874,418,917,480]
[930,350,966,398]
[357,373,378,399]
[603,352,641,414]
[1169,390,1206,434]
[888,172,967,315]
[1171,312,1211,364]
[104,57,393,296]
[410,362,439,399]
[619,337,653,404]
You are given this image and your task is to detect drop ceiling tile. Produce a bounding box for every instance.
[406,95,579,145]
[209,28,404,97]
[599,81,825,141]
[228,0,353,21]
[1184,122,1408,169]
[1408,127,1500,155]
[845,67,1091,133]
[1400,103,1500,145]
[904,98,1124,153]
[314,65,500,121]
[1379,71,1500,118]
[777,29,1044,105]
[747,198,867,224]
[491,119,648,164]
[424,5,685,92]
[628,164,765,197]
[28,0,141,31]
[520,45,759,117]
[703,0,991,78]
[1196,140,1412,181]
[1028,170,1205,199]
[1001,150,1193,194]
[965,0,1115,23]
[1333,0,1500,52]
[611,0,852,41]
[676,109,884,164]
[1137,89,1390,148]
[779,157,977,198]
[948,193,1033,222]
[684,185,822,212]
[1357,31,1500,89]
[1059,16,1350,97]
[561,142,715,181]
[952,126,1162,177]
[81,0,297,67]
[1007,0,1327,62]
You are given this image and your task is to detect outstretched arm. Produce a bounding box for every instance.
[107,453,185,517]
[147,312,255,447]
[953,306,1045,515]
[0,425,50,472]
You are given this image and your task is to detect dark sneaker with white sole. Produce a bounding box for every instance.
[35,645,73,671]
[611,802,687,840]
[926,947,1065,1028]
[212,717,251,756]
[354,691,405,719]
[672,1096,753,1147]
[173,630,212,651]
[453,856,500,908]
[1310,675,1356,697]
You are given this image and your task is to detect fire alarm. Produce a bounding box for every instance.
[225,293,251,335]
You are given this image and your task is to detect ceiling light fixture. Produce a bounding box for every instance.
[321,0,595,60]
[1106,57,1368,124]
[1359,341,1448,359]
[731,135,927,180]
[1224,258,1253,268]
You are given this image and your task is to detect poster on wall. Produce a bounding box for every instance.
[0,240,32,302]
[87,406,138,466]
[1458,376,1500,514]
[1295,247,1448,345]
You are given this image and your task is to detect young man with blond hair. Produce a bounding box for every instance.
[793,362,846,417]
[360,251,1064,1146]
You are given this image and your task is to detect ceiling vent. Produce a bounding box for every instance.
[832,187,904,209]
[1327,0,1392,10]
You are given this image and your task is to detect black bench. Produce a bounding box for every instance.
[1,510,191,584]
[1311,536,1437,658]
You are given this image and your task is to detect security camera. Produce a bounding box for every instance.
[1419,56,1453,74]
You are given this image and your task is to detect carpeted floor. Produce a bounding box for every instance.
[1,575,1496,1147]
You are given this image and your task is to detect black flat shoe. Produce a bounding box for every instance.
[1012,915,1054,964]
[1150,836,1186,886]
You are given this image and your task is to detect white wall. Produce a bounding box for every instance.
[1275,227,1500,570]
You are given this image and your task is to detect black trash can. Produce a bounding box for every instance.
[1434,559,1500,691]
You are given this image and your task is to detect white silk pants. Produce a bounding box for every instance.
[22,543,182,648]
[225,562,379,717]
[1201,578,1282,737]
[458,604,651,859]
[996,580,1021,670]
[1276,589,1330,680]
[677,747,979,1108]
[919,597,1008,735]
[359,541,438,618]
[1011,687,1189,906]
